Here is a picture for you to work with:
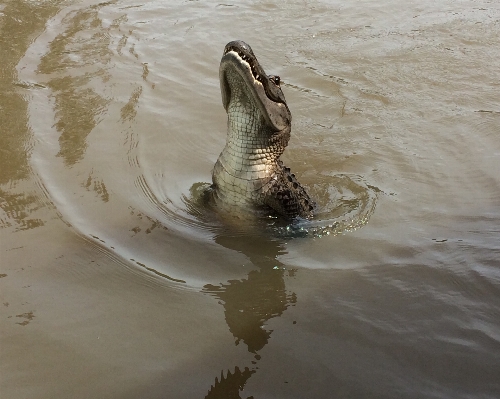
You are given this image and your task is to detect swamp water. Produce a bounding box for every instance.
[1,0,500,398]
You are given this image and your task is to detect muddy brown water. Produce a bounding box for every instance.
[1,0,500,398]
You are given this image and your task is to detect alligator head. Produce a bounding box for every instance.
[212,40,314,219]
[220,40,291,134]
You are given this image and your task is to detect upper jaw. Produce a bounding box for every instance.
[219,41,291,132]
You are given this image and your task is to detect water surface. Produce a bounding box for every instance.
[1,0,500,398]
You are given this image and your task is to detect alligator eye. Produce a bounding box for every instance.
[270,75,281,86]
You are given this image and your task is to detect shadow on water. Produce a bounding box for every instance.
[202,231,296,398]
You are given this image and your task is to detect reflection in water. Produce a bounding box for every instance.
[0,189,45,231]
[205,367,255,399]
[0,1,137,233]
[184,178,373,396]
[84,171,110,202]
[205,235,295,354]
[37,5,126,166]
[0,1,63,231]
[50,75,110,165]
[0,1,63,185]
[120,86,143,122]
[203,233,296,398]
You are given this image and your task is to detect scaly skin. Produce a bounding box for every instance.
[212,40,314,219]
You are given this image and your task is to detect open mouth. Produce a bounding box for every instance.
[223,44,264,85]
[222,43,286,108]
[220,41,290,131]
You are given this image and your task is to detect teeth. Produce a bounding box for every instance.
[225,48,261,81]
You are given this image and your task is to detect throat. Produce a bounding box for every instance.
[226,94,264,141]
[216,100,279,184]
[225,104,272,160]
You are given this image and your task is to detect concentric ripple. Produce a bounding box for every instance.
[19,0,379,285]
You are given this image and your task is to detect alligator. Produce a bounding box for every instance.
[212,40,314,219]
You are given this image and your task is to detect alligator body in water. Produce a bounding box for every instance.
[212,40,314,219]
